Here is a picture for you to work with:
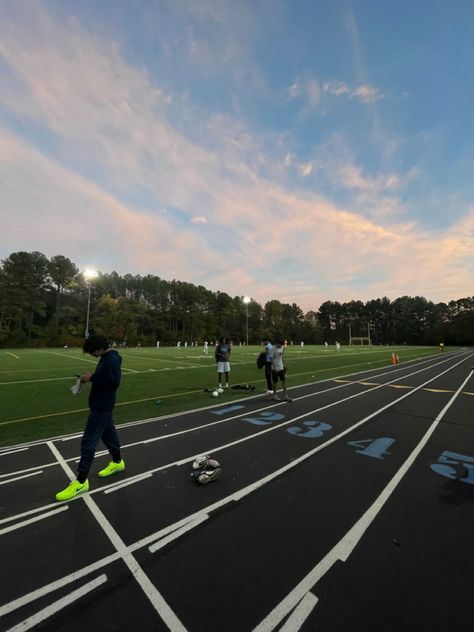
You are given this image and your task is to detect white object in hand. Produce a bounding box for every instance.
[70,378,82,394]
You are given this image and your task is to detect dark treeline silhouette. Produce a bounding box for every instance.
[0,251,473,346]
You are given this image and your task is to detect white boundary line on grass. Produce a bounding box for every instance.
[1,349,465,451]
[0,353,471,530]
[252,368,474,632]
[0,353,463,485]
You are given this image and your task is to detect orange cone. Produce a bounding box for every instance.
[391,353,397,365]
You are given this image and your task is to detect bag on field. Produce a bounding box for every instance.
[256,352,266,369]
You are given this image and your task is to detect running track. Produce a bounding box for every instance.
[0,350,473,632]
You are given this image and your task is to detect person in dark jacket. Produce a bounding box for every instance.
[215,335,231,389]
[56,335,125,501]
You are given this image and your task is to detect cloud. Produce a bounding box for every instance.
[0,3,472,312]
[350,84,384,103]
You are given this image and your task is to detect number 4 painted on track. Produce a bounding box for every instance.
[431,451,474,485]
[347,437,395,460]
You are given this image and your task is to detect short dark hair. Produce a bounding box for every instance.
[83,335,109,354]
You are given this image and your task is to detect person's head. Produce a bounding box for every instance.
[219,336,228,344]
[83,335,109,356]
[262,337,270,344]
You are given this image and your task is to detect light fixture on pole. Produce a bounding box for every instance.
[83,268,98,338]
[243,296,251,346]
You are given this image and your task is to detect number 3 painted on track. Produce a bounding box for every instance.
[287,420,332,438]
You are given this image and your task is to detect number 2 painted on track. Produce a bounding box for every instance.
[431,451,474,485]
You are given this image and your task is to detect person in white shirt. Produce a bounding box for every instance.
[270,341,291,402]
[203,340,209,354]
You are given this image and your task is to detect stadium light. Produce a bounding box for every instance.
[83,268,98,338]
[243,296,251,346]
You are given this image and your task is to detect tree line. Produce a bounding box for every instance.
[0,251,473,347]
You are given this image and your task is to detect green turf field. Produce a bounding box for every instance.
[0,344,453,446]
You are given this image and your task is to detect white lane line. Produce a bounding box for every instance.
[2,353,469,532]
[129,353,471,555]
[46,442,187,632]
[103,473,153,494]
[280,592,319,632]
[0,447,29,457]
[0,554,120,618]
[0,501,61,526]
[0,463,56,479]
[252,369,474,632]
[148,515,209,554]
[2,350,467,449]
[0,506,68,537]
[6,574,108,632]
[6,352,20,360]
[0,470,43,486]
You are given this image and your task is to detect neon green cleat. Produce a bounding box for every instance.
[56,479,89,502]
[98,459,126,478]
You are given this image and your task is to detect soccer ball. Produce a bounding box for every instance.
[217,387,224,394]
[212,390,219,397]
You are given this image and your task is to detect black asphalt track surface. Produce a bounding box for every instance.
[1,350,473,631]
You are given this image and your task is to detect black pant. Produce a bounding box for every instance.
[265,362,273,390]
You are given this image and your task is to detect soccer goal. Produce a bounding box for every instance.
[349,336,372,346]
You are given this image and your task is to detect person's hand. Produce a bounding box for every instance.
[80,372,93,383]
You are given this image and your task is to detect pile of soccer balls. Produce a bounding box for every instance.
[190,454,222,485]
[212,387,224,397]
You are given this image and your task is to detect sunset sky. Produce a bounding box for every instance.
[1,0,473,311]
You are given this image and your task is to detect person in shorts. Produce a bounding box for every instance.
[270,340,291,401]
[215,336,231,389]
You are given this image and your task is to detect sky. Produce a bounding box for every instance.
[1,0,473,312]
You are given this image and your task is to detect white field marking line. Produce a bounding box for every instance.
[1,350,466,450]
[46,441,187,632]
[0,506,68,536]
[252,369,474,632]
[0,470,43,486]
[0,501,62,526]
[1,352,467,522]
[0,447,28,457]
[0,357,433,479]
[103,472,153,494]
[0,554,120,618]
[279,592,318,632]
[148,514,209,554]
[5,352,20,360]
[80,356,458,498]
[40,350,137,373]
[2,364,469,621]
[127,353,470,554]
[6,574,108,632]
[0,462,56,479]
[0,351,471,460]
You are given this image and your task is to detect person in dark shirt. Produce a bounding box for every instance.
[56,335,125,501]
[215,335,231,389]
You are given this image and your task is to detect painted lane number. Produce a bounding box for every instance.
[347,437,395,460]
[242,412,286,426]
[431,451,474,485]
[287,421,332,438]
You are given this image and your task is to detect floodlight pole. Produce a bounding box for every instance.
[243,296,251,345]
[85,281,92,338]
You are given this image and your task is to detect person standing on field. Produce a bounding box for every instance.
[270,340,291,402]
[56,335,125,501]
[262,337,273,395]
[215,336,231,389]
